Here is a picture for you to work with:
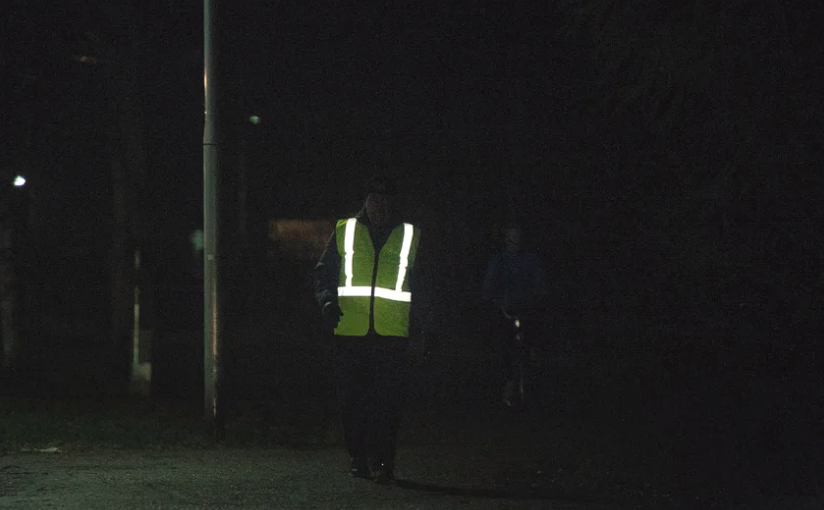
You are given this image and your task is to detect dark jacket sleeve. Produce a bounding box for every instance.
[313,230,340,309]
[409,230,437,350]
[482,254,501,303]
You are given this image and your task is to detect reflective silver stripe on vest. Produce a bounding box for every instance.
[338,286,411,302]
[343,218,357,288]
[338,219,414,303]
[395,223,413,292]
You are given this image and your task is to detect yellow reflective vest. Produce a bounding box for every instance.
[334,218,420,337]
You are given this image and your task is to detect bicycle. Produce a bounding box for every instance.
[500,306,536,407]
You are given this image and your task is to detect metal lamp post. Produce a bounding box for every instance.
[203,0,225,439]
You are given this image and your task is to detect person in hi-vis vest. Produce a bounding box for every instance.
[314,175,432,484]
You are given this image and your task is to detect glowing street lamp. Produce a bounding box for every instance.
[238,114,260,247]
[13,175,26,187]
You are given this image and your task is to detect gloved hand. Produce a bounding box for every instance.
[321,302,343,329]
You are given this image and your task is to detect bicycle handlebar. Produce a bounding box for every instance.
[499,306,519,320]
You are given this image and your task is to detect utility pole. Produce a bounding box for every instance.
[0,176,23,374]
[203,0,225,440]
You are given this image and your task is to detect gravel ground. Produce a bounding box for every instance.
[1,446,630,510]
[3,313,820,510]
[0,370,646,510]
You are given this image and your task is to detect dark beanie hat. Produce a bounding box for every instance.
[365,174,397,195]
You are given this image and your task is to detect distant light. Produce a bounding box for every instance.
[248,115,261,125]
[13,175,26,187]
[73,54,99,65]
[190,229,204,251]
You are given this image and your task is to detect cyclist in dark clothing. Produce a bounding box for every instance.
[483,224,547,406]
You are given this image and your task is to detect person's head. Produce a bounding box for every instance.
[363,174,397,227]
[503,224,522,252]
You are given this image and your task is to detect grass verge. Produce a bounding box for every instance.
[0,397,215,453]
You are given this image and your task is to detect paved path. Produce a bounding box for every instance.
[1,447,628,510]
[0,325,680,509]
[0,335,666,510]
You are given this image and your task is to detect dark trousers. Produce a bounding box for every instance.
[333,335,409,465]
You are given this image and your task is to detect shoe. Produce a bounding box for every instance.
[373,461,394,485]
[349,457,370,478]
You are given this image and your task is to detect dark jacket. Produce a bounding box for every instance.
[483,251,547,315]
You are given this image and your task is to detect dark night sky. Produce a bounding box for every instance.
[2,1,584,232]
[3,1,821,276]
[0,1,588,328]
[214,1,575,211]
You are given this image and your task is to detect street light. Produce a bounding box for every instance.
[13,175,26,187]
[238,114,261,248]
